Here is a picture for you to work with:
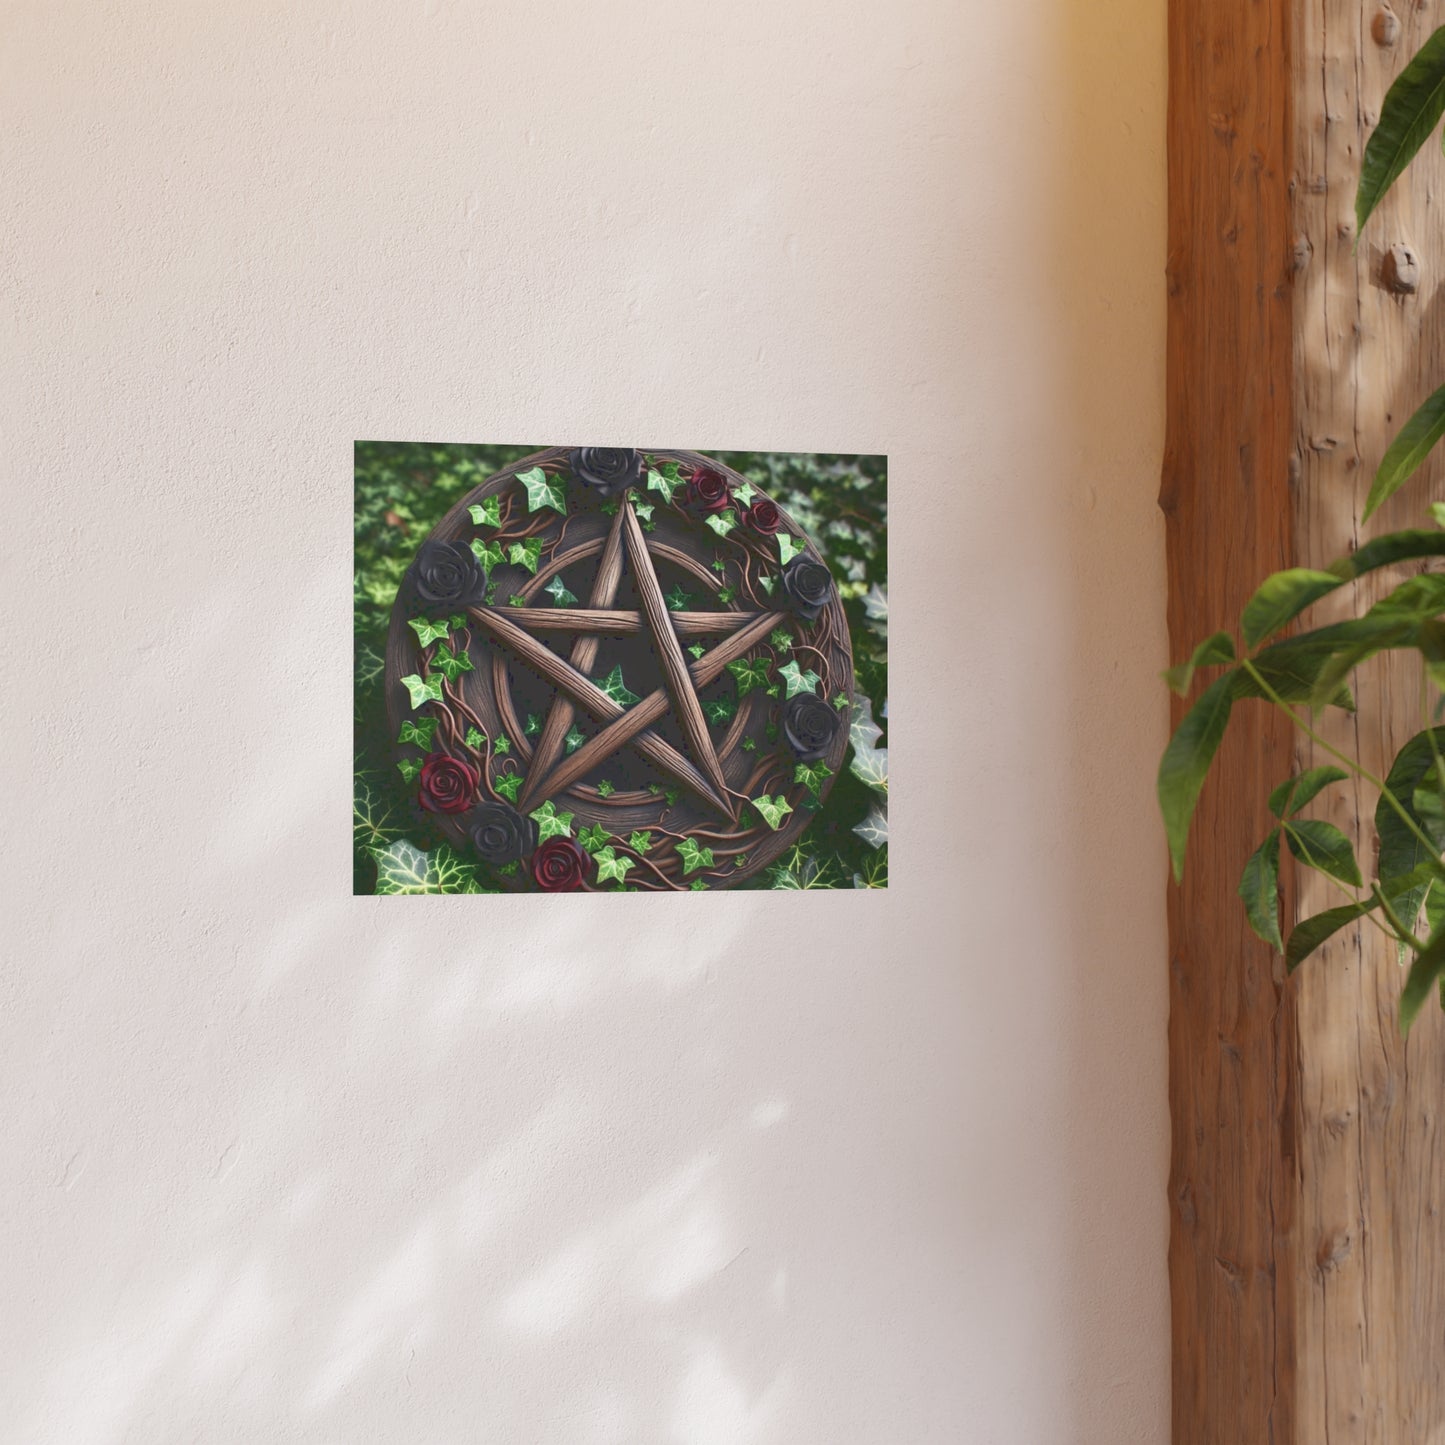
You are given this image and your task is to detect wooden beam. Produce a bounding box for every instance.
[494,608,758,636]
[1167,0,1445,1439]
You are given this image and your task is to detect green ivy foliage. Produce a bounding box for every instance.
[354,443,888,893]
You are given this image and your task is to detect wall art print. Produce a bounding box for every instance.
[354,444,887,893]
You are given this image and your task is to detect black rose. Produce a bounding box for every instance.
[780,555,833,620]
[468,802,536,866]
[412,540,485,609]
[782,693,842,762]
[569,447,644,499]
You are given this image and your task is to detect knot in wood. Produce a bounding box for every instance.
[1372,7,1400,47]
[1383,243,1420,297]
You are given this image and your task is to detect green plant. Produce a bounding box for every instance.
[1160,33,1445,1031]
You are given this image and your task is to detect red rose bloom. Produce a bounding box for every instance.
[746,497,781,534]
[532,836,591,891]
[687,466,732,512]
[418,753,479,814]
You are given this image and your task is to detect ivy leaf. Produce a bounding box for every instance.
[600,498,620,516]
[690,879,708,891]
[431,641,474,682]
[397,757,423,783]
[529,800,574,841]
[401,673,444,709]
[1239,831,1284,951]
[853,804,888,849]
[741,736,757,751]
[704,696,737,725]
[794,761,832,798]
[596,779,615,797]
[832,694,849,710]
[509,537,543,574]
[517,465,567,516]
[1268,765,1348,819]
[688,644,705,660]
[770,627,794,651]
[524,713,542,736]
[676,838,714,874]
[778,534,806,565]
[734,481,756,505]
[632,500,654,523]
[628,830,653,854]
[752,794,794,830]
[592,846,635,884]
[664,788,679,807]
[706,511,737,538]
[759,574,777,595]
[718,585,737,604]
[493,772,524,803]
[1284,819,1363,888]
[373,840,481,896]
[666,584,692,611]
[353,776,399,850]
[779,660,821,698]
[564,725,586,754]
[470,538,505,576]
[469,496,502,528]
[578,823,608,852]
[493,734,511,755]
[1357,25,1445,236]
[598,664,640,707]
[727,656,772,696]
[647,463,682,503]
[1157,671,1236,882]
[545,575,577,606]
[464,726,485,750]
[711,557,728,574]
[508,595,527,607]
[409,616,451,648]
[862,583,888,638]
[398,718,438,749]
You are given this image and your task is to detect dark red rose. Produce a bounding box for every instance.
[746,497,781,534]
[688,466,732,512]
[532,836,591,891]
[418,753,479,814]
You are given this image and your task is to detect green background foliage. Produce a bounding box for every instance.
[355,443,888,893]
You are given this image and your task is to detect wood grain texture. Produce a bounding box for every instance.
[1170,0,1445,1439]
[494,608,759,636]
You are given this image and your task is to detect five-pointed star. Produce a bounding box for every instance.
[466,499,785,818]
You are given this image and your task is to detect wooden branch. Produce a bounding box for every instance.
[523,610,786,805]
[620,501,732,809]
[471,603,730,815]
[492,608,758,636]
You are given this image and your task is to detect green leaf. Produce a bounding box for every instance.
[1284,819,1363,887]
[741,736,757,751]
[704,695,737,725]
[373,840,481,896]
[853,804,888,849]
[409,616,452,648]
[517,465,567,515]
[1401,926,1445,1031]
[397,757,423,783]
[1163,631,1237,695]
[493,772,524,803]
[628,830,652,853]
[509,537,543,574]
[688,644,705,660]
[1240,570,1341,650]
[849,696,888,794]
[529,800,574,841]
[353,776,399,850]
[734,481,756,505]
[1357,25,1445,236]
[717,585,737,604]
[464,726,485,750]
[1239,831,1284,950]
[779,660,820,698]
[596,779,615,797]
[592,846,634,884]
[676,838,714,874]
[706,511,737,538]
[1158,671,1236,881]
[401,673,444,709]
[752,794,794,830]
[545,575,577,606]
[1367,382,1445,520]
[1331,528,1445,580]
[431,641,473,682]
[647,464,681,503]
[1286,900,1379,972]
[1376,729,1445,943]
[524,713,542,735]
[493,734,510,755]
[664,788,679,807]
[632,499,654,523]
[564,725,586,754]
[665,584,692,611]
[398,717,439,749]
[778,533,806,565]
[689,879,708,891]
[578,823,608,852]
[471,538,505,576]
[794,760,833,798]
[833,693,849,710]
[770,627,794,651]
[508,595,527,607]
[598,664,640,707]
[469,496,502,528]
[759,574,777,595]
[727,656,772,696]
[1268,765,1348,819]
